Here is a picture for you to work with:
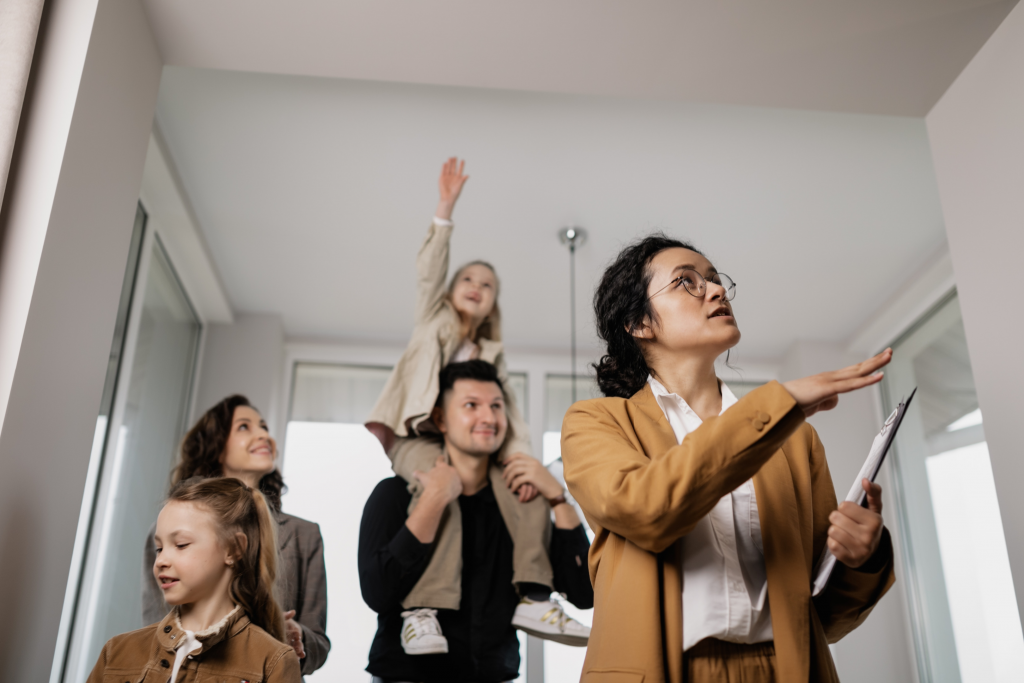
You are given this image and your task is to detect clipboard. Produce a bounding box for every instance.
[811,388,916,597]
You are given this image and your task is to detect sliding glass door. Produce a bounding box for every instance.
[882,292,1024,683]
[59,213,201,683]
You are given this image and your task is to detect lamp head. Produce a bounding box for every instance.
[558,226,587,249]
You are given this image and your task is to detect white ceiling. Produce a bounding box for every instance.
[142,0,1016,116]
[154,67,947,358]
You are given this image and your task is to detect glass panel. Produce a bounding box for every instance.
[507,371,528,419]
[881,292,1024,683]
[50,205,146,683]
[542,373,597,682]
[544,374,601,433]
[63,234,201,683]
[290,363,392,423]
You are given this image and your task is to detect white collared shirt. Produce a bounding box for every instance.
[647,376,773,651]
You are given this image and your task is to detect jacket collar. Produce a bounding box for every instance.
[156,605,249,655]
[628,383,673,432]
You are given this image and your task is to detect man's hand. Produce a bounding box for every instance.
[436,157,469,221]
[407,456,464,543]
[782,348,892,418]
[413,456,463,507]
[283,610,306,659]
[828,479,885,569]
[502,452,562,503]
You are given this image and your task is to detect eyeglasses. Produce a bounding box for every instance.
[649,269,737,301]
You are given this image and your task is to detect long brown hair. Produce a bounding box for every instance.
[174,395,285,512]
[168,477,286,641]
[447,260,502,342]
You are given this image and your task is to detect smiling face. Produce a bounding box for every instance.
[434,378,508,458]
[639,247,741,360]
[219,406,276,484]
[449,263,497,324]
[153,500,235,606]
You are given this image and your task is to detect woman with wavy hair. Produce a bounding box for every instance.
[142,395,330,675]
[561,234,896,682]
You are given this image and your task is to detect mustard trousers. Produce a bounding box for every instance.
[684,640,777,683]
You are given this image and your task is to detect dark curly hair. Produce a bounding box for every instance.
[172,395,286,513]
[593,233,705,398]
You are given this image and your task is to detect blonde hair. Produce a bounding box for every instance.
[168,477,285,642]
[447,260,502,342]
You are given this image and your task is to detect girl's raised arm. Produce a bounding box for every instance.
[415,158,469,322]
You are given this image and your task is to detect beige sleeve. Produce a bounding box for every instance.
[414,221,453,325]
[561,381,804,554]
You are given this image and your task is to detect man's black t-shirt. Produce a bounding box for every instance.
[358,476,593,683]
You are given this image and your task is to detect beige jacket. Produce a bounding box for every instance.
[87,606,301,683]
[367,221,531,457]
[561,381,895,683]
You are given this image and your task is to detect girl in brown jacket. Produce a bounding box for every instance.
[561,234,896,682]
[88,477,301,683]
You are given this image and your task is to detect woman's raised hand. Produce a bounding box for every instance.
[781,348,892,418]
[436,157,469,221]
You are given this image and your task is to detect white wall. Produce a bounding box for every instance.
[0,1,162,679]
[926,1,1024,628]
[193,313,285,435]
[779,341,917,683]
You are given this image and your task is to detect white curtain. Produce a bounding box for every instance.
[0,0,46,210]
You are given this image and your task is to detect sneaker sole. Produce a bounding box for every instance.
[512,622,589,647]
[402,642,449,655]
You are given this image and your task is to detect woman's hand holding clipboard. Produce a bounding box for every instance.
[812,387,917,596]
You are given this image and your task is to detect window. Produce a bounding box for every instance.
[881,292,1024,683]
[59,209,202,683]
[541,373,600,682]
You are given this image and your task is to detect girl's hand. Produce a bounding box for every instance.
[782,348,892,418]
[283,610,306,659]
[436,157,469,220]
[502,453,563,502]
[516,484,539,503]
[828,479,885,568]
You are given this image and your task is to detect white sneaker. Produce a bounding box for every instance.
[400,608,449,655]
[511,597,590,647]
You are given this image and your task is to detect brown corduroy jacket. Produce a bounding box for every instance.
[142,512,330,675]
[561,381,895,683]
[86,607,302,683]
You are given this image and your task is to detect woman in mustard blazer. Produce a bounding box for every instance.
[561,234,896,683]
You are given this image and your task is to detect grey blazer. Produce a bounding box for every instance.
[143,512,330,675]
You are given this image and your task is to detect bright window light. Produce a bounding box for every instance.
[542,431,562,465]
[282,422,395,682]
[946,408,983,432]
[926,441,1024,683]
[542,430,593,682]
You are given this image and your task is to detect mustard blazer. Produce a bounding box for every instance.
[561,381,895,683]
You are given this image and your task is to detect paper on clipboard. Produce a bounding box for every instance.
[811,388,916,597]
